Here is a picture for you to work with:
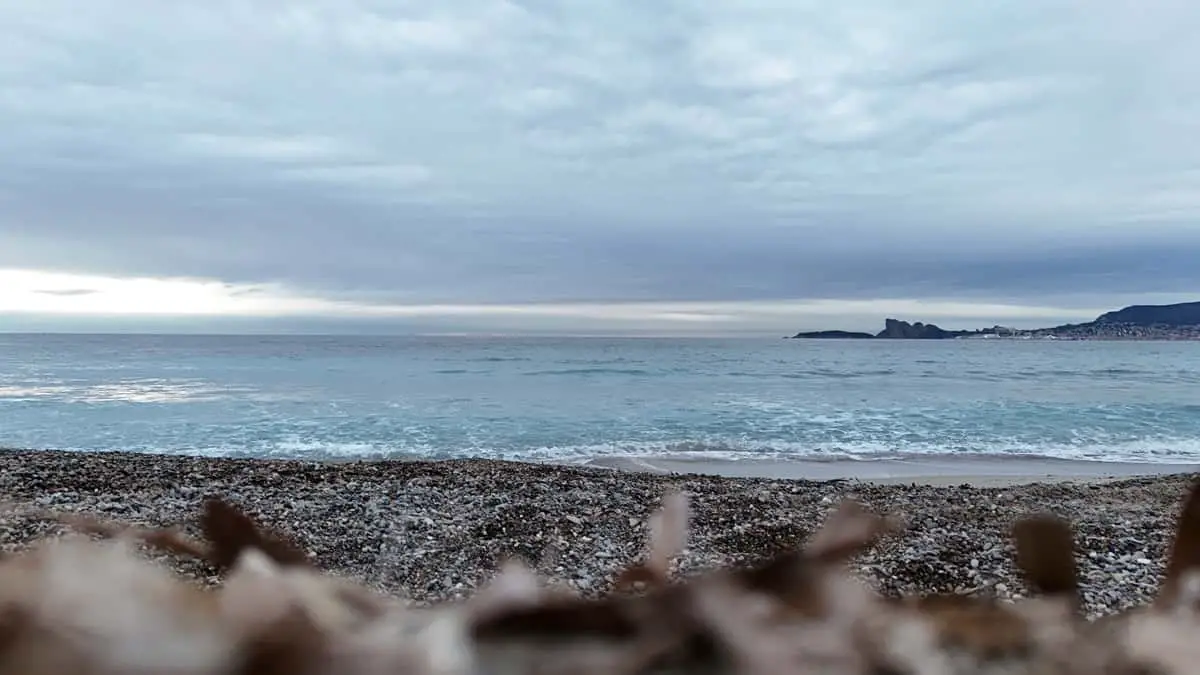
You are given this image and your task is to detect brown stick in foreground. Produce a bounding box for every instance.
[200,497,312,572]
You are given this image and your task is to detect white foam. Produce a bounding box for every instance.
[122,436,1200,467]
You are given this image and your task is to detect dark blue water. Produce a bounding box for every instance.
[1,334,1199,464]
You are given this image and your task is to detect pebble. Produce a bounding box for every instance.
[0,449,1195,619]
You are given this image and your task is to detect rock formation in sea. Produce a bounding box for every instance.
[791,300,1200,340]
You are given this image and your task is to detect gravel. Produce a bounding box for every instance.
[0,449,1194,619]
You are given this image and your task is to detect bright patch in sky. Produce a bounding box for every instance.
[0,269,331,316]
[0,267,1115,334]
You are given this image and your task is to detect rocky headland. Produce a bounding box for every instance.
[791,300,1200,340]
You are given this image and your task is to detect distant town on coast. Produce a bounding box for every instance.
[791,301,1200,340]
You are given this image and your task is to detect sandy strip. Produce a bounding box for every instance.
[581,454,1200,487]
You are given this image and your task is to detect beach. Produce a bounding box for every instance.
[0,448,1196,620]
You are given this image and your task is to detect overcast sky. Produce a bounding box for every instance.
[3,1,1199,335]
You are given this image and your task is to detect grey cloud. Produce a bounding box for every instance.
[2,0,1200,327]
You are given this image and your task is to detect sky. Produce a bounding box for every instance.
[3,1,1200,335]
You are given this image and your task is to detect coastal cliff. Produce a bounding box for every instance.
[875,318,960,339]
[791,301,1200,340]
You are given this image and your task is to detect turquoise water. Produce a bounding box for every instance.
[1,334,1199,464]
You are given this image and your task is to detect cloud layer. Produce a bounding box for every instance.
[3,0,1200,332]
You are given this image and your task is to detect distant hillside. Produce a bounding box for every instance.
[1094,301,1200,326]
[790,301,1200,340]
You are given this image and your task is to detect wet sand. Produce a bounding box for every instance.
[581,454,1200,487]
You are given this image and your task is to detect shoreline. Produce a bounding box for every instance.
[4,446,1197,488]
[579,454,1200,487]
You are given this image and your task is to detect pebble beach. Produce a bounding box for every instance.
[0,448,1195,619]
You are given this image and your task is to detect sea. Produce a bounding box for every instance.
[1,333,1200,469]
